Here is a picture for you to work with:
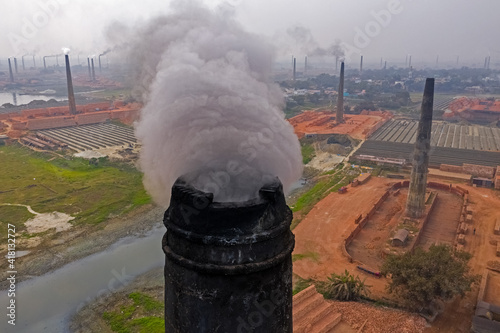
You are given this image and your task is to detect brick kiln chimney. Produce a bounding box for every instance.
[293,57,296,81]
[8,58,14,82]
[163,177,294,333]
[87,58,92,80]
[91,58,96,82]
[405,78,435,218]
[336,62,345,123]
[360,55,363,73]
[65,55,77,115]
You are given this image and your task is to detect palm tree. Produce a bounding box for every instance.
[323,270,370,301]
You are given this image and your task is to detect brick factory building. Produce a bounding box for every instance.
[444,97,500,123]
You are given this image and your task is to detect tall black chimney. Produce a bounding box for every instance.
[163,177,294,332]
[98,54,102,73]
[336,62,345,123]
[8,58,14,82]
[91,58,96,82]
[21,56,25,71]
[292,57,296,81]
[360,55,363,73]
[65,55,77,115]
[406,78,434,218]
[14,58,18,74]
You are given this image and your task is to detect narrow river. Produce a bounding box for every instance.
[0,225,165,333]
[0,92,67,106]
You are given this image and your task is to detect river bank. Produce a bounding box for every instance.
[0,204,164,290]
[70,267,164,333]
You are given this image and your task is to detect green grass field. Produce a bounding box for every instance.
[301,143,316,164]
[0,144,150,240]
[103,292,164,333]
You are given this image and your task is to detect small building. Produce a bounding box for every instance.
[392,229,409,247]
[357,173,372,185]
[472,177,494,188]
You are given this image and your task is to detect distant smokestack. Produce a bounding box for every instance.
[163,177,294,332]
[436,55,439,67]
[304,55,307,75]
[21,56,25,71]
[488,56,491,70]
[336,62,345,123]
[32,55,36,68]
[408,55,412,68]
[380,57,383,68]
[360,55,363,73]
[56,55,59,66]
[405,78,435,218]
[335,56,338,71]
[65,55,77,115]
[484,57,488,69]
[8,58,14,82]
[98,55,102,73]
[14,58,18,74]
[91,58,96,82]
[43,56,47,69]
[384,61,387,70]
[405,54,408,67]
[292,57,296,81]
[87,58,92,80]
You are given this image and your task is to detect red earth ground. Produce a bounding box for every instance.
[292,174,500,333]
[288,110,391,140]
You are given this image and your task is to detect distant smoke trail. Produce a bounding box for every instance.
[284,25,344,61]
[123,2,303,205]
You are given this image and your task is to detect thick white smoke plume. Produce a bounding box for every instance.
[126,2,303,205]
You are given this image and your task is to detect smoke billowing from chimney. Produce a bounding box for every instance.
[121,2,303,205]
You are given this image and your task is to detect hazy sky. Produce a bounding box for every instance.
[2,0,500,67]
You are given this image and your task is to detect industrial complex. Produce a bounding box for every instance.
[1,52,500,333]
